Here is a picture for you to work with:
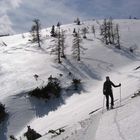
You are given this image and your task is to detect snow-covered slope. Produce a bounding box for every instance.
[0,19,140,140]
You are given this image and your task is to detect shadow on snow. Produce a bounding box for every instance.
[0,115,9,140]
[28,84,87,118]
[52,58,102,81]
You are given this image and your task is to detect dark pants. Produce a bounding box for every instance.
[105,93,114,109]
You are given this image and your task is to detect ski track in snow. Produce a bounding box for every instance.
[114,109,126,140]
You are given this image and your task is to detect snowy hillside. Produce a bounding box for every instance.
[0,19,140,140]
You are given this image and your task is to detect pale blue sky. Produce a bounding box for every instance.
[0,0,140,34]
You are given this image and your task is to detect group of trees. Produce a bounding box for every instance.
[29,18,121,63]
[29,20,95,63]
[100,18,120,49]
[29,73,82,100]
[72,25,96,61]
[29,17,97,63]
[50,22,88,62]
[29,75,61,99]
[50,22,61,37]
[129,16,139,19]
[30,19,67,63]
[51,26,66,63]
[24,126,41,140]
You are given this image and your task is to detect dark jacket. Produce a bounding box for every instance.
[103,80,119,95]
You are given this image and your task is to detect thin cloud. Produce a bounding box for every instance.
[0,0,140,34]
[9,0,22,8]
[7,0,88,33]
[0,15,15,34]
[89,0,140,18]
[0,0,22,34]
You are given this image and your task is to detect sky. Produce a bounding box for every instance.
[0,0,140,34]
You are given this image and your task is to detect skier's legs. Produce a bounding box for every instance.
[105,95,109,109]
[109,93,114,107]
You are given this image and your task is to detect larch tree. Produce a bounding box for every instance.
[102,19,108,45]
[30,19,42,47]
[72,31,84,61]
[82,27,88,39]
[91,25,95,37]
[51,27,62,63]
[115,24,121,49]
[74,17,81,25]
[109,18,115,44]
[100,18,120,48]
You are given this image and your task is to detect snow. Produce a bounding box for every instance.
[95,97,140,140]
[0,19,140,140]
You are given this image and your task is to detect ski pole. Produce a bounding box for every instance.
[120,85,122,106]
[102,95,105,114]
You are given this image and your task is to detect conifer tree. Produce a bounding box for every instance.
[73,28,76,34]
[50,25,56,37]
[51,27,61,63]
[9,135,17,140]
[57,22,61,28]
[60,30,66,58]
[73,28,77,37]
[72,31,83,61]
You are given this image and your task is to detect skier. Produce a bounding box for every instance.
[103,76,121,110]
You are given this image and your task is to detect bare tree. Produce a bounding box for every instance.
[30,19,42,47]
[56,28,61,63]
[109,18,115,44]
[91,25,95,37]
[100,18,120,47]
[101,19,108,45]
[82,27,88,39]
[115,24,120,49]
[106,18,115,44]
[22,33,25,39]
[106,19,111,44]
[51,27,67,63]
[74,18,81,25]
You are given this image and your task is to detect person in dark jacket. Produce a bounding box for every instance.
[103,76,121,110]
